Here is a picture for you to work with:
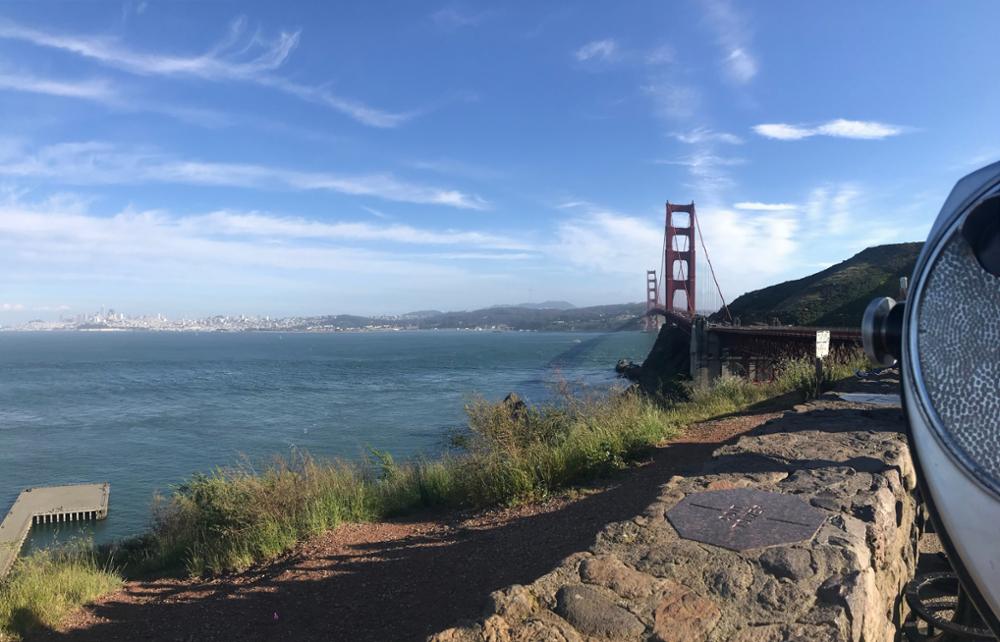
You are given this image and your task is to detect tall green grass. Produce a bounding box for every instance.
[118,389,688,576]
[0,351,870,636]
[126,353,860,577]
[0,544,121,641]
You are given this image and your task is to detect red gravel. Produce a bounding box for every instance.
[30,409,783,642]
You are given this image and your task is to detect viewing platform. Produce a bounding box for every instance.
[0,483,109,578]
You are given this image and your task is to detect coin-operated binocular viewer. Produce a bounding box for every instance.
[863,163,1000,639]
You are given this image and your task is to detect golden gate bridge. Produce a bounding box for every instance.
[642,201,862,382]
[643,201,730,332]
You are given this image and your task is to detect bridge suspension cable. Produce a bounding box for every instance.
[695,217,732,322]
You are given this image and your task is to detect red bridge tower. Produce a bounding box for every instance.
[665,202,696,317]
[644,269,661,332]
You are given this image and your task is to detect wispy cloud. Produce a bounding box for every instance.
[362,206,391,220]
[0,16,297,78]
[645,44,674,65]
[574,39,618,63]
[803,184,861,237]
[0,68,242,127]
[671,127,743,145]
[0,17,412,128]
[723,48,757,84]
[754,119,905,141]
[431,7,493,30]
[407,158,503,181]
[733,201,797,211]
[0,141,490,209]
[701,0,758,84]
[642,81,699,121]
[655,151,744,193]
[183,211,527,249]
[0,194,529,292]
[0,71,116,100]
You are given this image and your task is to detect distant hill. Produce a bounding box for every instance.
[713,242,922,327]
[417,303,643,331]
[513,301,577,310]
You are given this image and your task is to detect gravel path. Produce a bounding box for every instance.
[30,409,784,642]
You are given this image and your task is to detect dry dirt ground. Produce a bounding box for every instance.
[28,405,793,642]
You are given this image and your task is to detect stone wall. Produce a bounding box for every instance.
[430,396,919,642]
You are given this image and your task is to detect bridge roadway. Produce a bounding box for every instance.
[691,320,863,383]
[0,483,109,578]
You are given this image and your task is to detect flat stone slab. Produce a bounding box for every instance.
[666,488,827,552]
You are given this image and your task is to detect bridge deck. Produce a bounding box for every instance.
[708,325,861,340]
[0,483,109,578]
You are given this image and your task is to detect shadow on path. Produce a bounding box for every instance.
[28,433,740,642]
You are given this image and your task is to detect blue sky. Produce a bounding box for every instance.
[0,1,997,321]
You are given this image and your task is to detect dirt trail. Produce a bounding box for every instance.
[29,409,783,642]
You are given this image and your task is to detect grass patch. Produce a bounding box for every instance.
[0,544,121,641]
[777,352,871,401]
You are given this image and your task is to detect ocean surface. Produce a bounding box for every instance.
[0,330,655,549]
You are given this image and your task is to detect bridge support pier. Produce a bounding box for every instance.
[690,317,723,385]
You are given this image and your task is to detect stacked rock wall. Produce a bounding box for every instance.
[431,397,919,642]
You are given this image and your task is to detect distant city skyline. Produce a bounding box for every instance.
[1,2,996,323]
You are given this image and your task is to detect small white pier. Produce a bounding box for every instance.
[0,483,109,578]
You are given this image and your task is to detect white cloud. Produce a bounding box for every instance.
[0,196,532,297]
[733,201,797,211]
[752,123,814,140]
[0,303,25,311]
[754,119,904,141]
[549,202,799,303]
[574,39,618,62]
[0,17,411,128]
[702,0,758,84]
[0,141,490,210]
[697,207,799,291]
[671,127,743,145]
[815,119,903,140]
[551,209,661,275]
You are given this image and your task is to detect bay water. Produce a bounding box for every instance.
[0,330,654,550]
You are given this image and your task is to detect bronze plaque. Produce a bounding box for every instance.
[666,488,826,551]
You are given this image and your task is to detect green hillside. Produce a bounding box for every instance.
[714,242,922,327]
